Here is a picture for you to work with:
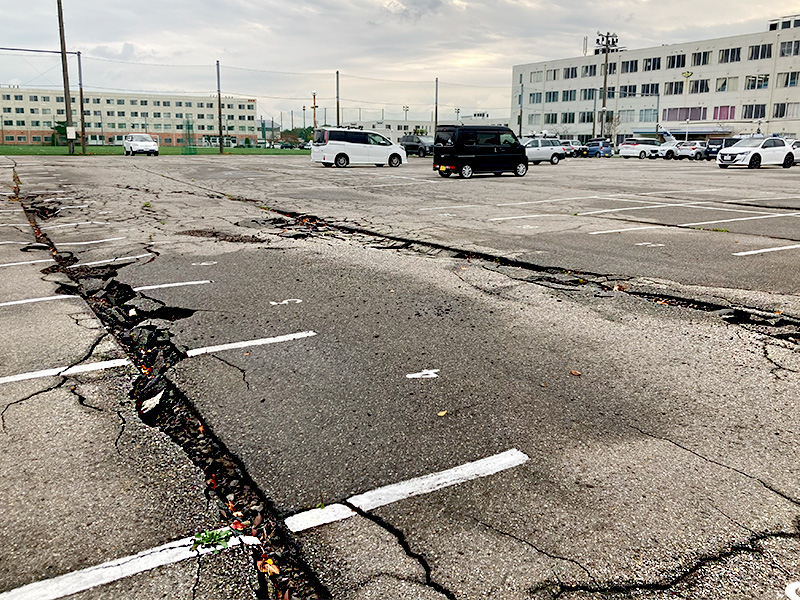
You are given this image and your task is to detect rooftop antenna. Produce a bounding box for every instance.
[583,36,588,56]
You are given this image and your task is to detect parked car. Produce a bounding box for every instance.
[655,139,680,159]
[400,134,435,157]
[298,141,311,150]
[522,138,564,164]
[705,137,737,161]
[619,137,660,159]
[676,140,708,160]
[123,133,159,156]
[717,137,795,169]
[433,125,527,178]
[560,139,583,157]
[582,140,614,158]
[311,127,407,168]
[792,140,800,164]
[280,142,295,149]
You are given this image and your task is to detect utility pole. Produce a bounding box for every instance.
[518,83,523,137]
[434,78,438,132]
[216,60,224,154]
[596,32,618,140]
[311,91,318,128]
[336,71,340,126]
[77,51,86,154]
[56,0,74,155]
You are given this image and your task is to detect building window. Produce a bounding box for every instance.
[773,102,799,118]
[106,111,115,116]
[17,136,26,142]
[31,120,40,126]
[618,110,635,123]
[92,98,100,104]
[748,44,772,60]
[780,40,800,57]
[545,91,558,102]
[643,57,661,71]
[141,100,148,106]
[639,108,658,123]
[153,112,161,118]
[544,113,558,124]
[117,99,125,105]
[32,136,41,142]
[29,95,38,101]
[579,111,594,123]
[619,85,637,98]
[15,108,24,113]
[546,69,559,81]
[776,71,800,87]
[621,59,638,73]
[581,64,597,77]
[186,102,193,107]
[106,99,113,104]
[662,107,707,121]
[581,88,596,100]
[641,83,659,96]
[4,136,13,142]
[602,62,617,76]
[691,51,711,66]
[713,106,735,120]
[528,113,541,125]
[719,48,742,63]
[741,104,766,119]
[664,81,683,95]
[14,94,23,101]
[15,120,25,126]
[744,74,769,90]
[689,79,710,93]
[117,111,125,117]
[163,101,171,107]
[561,112,576,123]
[666,54,686,69]
[562,89,576,102]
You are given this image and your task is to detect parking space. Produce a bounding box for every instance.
[3,155,800,599]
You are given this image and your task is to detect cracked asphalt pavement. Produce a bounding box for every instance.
[1,154,799,599]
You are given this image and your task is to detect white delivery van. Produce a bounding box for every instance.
[311,127,406,168]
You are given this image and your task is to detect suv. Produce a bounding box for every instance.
[522,138,565,165]
[582,139,613,158]
[433,125,527,178]
[400,134,434,157]
[676,140,708,160]
[705,137,738,161]
[123,133,159,156]
[311,127,407,168]
[560,139,582,157]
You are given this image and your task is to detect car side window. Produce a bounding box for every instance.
[347,131,369,144]
[367,133,390,146]
[499,133,517,146]
[773,139,785,147]
[459,131,476,146]
[477,132,500,146]
[763,139,776,148]
[527,140,539,147]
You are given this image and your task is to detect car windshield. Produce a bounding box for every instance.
[418,136,434,144]
[731,138,764,148]
[129,134,153,142]
[588,142,600,147]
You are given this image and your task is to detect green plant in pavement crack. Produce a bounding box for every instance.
[191,528,233,553]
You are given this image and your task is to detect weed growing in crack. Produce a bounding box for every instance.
[191,528,233,553]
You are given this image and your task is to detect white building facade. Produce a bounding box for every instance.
[0,87,258,146]
[511,16,800,143]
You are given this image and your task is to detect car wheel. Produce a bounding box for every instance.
[438,171,451,178]
[748,154,761,169]
[493,172,503,176]
[335,154,349,168]
[550,155,560,165]
[694,153,703,161]
[514,162,528,177]
[533,161,541,165]
[718,164,728,169]
[418,148,425,158]
[622,156,629,159]
[124,150,129,156]
[388,154,402,167]
[638,151,646,159]
[322,162,333,167]
[375,164,384,167]
[154,151,159,156]
[665,151,674,159]
[782,153,794,169]
[459,164,473,179]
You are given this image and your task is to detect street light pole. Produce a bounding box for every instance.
[596,32,618,142]
[403,105,409,120]
[311,91,318,128]
[682,70,693,142]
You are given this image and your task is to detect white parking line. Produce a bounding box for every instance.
[589,225,662,235]
[58,237,126,246]
[419,204,483,211]
[489,214,563,222]
[578,201,709,216]
[67,253,154,268]
[0,258,56,268]
[0,281,213,307]
[133,280,212,291]
[41,222,110,229]
[0,223,27,228]
[0,295,79,307]
[0,529,259,600]
[680,213,799,227]
[0,208,24,213]
[0,330,316,384]
[733,243,800,256]
[285,448,530,532]
[495,194,608,207]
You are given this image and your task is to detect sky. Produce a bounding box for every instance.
[2,1,798,124]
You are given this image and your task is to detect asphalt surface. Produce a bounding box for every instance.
[1,154,799,599]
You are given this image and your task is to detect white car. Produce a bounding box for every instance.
[123,133,159,156]
[311,127,406,167]
[619,137,660,159]
[560,139,582,157]
[655,140,680,159]
[522,138,564,165]
[676,140,707,160]
[717,137,795,169]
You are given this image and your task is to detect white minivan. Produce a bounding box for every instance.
[311,127,407,168]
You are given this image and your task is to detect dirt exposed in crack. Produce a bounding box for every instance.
[16,192,328,600]
[178,229,268,244]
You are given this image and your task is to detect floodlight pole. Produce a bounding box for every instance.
[596,31,618,140]
[217,60,224,154]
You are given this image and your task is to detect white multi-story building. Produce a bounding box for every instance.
[339,114,511,143]
[0,87,258,146]
[511,16,800,143]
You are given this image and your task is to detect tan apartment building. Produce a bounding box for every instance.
[0,88,258,146]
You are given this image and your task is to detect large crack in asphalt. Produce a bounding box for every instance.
[13,173,328,599]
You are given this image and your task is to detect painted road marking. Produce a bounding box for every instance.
[192,261,218,266]
[186,331,317,357]
[58,237,126,246]
[589,225,662,235]
[0,223,27,228]
[578,201,709,216]
[406,369,440,379]
[0,208,24,213]
[589,212,800,234]
[489,214,563,222]
[0,281,212,307]
[67,253,154,268]
[732,243,800,256]
[41,221,110,229]
[495,194,609,207]
[285,448,530,532]
[0,530,259,600]
[0,330,316,384]
[419,204,482,211]
[0,258,56,268]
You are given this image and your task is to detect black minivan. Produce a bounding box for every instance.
[433,125,528,178]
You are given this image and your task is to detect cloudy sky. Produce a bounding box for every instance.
[2,1,798,123]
